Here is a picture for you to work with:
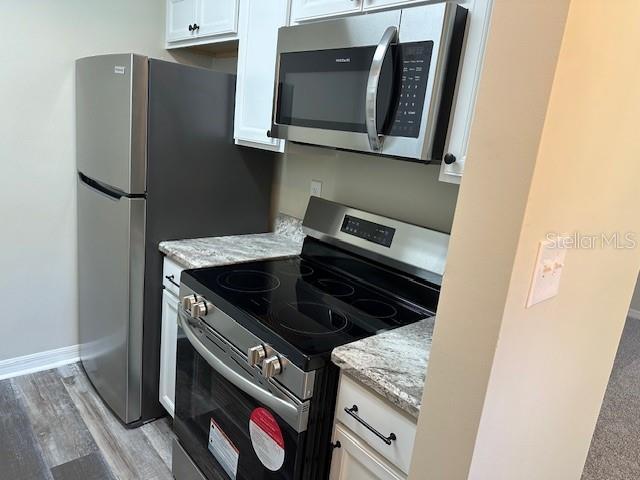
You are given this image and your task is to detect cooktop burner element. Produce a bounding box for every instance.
[186,253,437,369]
[315,278,355,298]
[217,270,281,293]
[352,298,398,319]
[278,259,314,277]
[278,302,349,336]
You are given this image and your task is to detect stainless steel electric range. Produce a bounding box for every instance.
[172,197,450,480]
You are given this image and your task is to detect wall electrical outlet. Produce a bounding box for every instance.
[310,180,322,197]
[526,239,567,308]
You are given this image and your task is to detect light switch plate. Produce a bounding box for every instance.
[526,239,567,308]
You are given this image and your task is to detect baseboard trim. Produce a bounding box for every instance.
[628,308,640,321]
[0,344,80,381]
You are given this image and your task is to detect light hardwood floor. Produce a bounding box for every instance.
[0,362,175,480]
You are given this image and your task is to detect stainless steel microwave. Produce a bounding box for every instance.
[270,3,468,163]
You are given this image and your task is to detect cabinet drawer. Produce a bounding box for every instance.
[330,423,405,480]
[162,257,183,297]
[335,375,417,475]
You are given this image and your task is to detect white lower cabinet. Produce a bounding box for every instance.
[233,0,288,151]
[330,424,405,480]
[159,257,183,417]
[330,374,417,479]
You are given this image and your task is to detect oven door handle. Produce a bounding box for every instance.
[178,308,304,431]
[366,26,397,152]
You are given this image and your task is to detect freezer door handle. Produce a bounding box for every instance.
[78,172,146,200]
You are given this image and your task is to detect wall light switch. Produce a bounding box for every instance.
[310,180,322,197]
[526,239,567,308]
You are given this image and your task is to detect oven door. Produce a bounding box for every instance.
[174,308,309,480]
[271,4,463,162]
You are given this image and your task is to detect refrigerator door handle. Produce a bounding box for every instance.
[78,172,146,200]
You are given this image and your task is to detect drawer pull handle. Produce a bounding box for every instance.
[165,274,180,288]
[344,405,397,445]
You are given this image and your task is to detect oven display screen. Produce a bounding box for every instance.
[341,215,395,248]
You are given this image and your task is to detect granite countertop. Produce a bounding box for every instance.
[159,213,304,269]
[331,317,435,420]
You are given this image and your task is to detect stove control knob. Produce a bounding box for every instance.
[181,294,201,311]
[190,300,213,318]
[247,345,267,367]
[262,355,283,378]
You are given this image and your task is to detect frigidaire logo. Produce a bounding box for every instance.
[335,58,351,63]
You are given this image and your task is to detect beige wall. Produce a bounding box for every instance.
[409,1,571,478]
[0,0,214,361]
[275,143,460,232]
[412,1,640,479]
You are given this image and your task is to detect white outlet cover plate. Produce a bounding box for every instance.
[526,239,567,308]
[310,180,322,197]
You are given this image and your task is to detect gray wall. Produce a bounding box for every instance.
[0,0,213,362]
[629,276,640,312]
[275,143,460,233]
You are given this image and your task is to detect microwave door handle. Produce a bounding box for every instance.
[366,26,397,152]
[177,308,303,431]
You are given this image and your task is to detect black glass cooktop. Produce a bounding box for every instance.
[185,253,436,369]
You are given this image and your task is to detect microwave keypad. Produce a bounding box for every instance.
[388,42,433,139]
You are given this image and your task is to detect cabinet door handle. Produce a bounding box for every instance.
[165,274,180,288]
[344,405,397,445]
[193,23,200,31]
[188,24,194,31]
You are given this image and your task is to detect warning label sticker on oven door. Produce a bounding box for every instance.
[208,418,239,479]
[249,407,285,471]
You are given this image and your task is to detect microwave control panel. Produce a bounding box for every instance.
[388,41,433,139]
[341,215,396,248]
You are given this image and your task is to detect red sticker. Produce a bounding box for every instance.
[249,408,285,471]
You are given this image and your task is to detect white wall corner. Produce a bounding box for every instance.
[0,345,80,381]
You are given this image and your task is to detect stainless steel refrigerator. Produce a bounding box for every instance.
[76,53,274,426]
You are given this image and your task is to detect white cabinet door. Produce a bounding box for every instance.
[330,424,405,480]
[439,0,494,183]
[291,0,362,23]
[159,289,179,417]
[167,0,197,42]
[362,0,426,11]
[234,0,288,151]
[196,0,239,38]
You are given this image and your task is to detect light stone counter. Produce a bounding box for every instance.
[331,317,435,420]
[159,213,303,269]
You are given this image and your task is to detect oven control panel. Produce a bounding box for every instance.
[341,215,395,248]
[388,41,434,139]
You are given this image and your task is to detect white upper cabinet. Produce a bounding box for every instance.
[362,0,426,11]
[197,0,239,38]
[290,0,363,23]
[166,0,239,46]
[438,0,493,183]
[234,0,288,151]
[167,0,197,42]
